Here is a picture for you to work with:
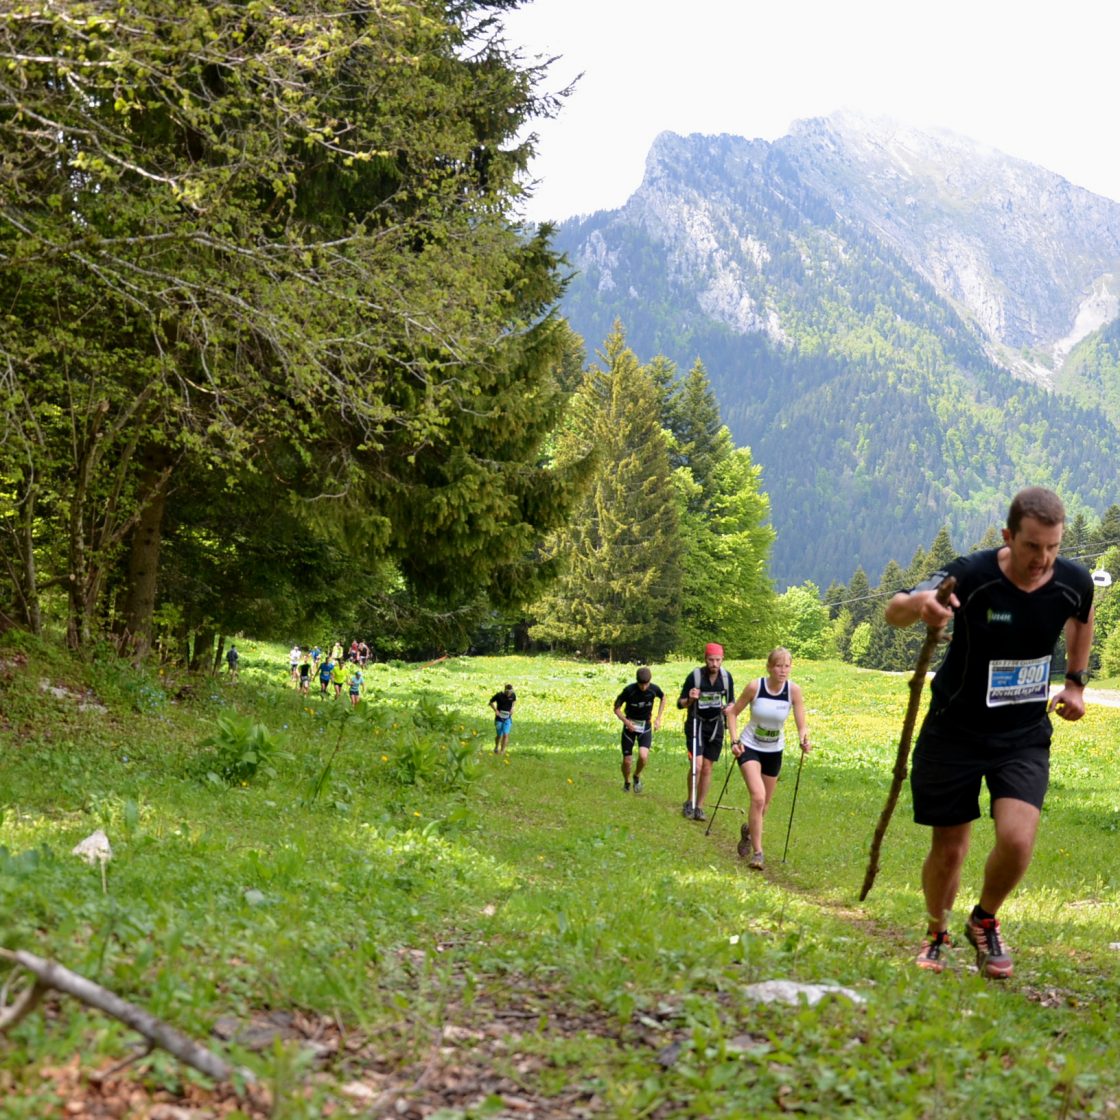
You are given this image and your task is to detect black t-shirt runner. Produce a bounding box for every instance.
[911,549,1094,734]
[615,682,665,725]
[678,667,735,732]
[490,690,516,718]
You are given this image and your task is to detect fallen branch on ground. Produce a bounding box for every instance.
[0,947,253,1086]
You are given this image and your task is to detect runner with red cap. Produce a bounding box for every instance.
[678,642,737,820]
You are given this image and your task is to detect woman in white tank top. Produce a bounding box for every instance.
[729,647,811,869]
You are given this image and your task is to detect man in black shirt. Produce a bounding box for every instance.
[678,642,737,821]
[489,683,517,754]
[886,487,1094,979]
[614,667,666,793]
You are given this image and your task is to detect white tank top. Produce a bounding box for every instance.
[740,677,791,753]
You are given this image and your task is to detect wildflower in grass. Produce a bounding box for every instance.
[381,755,389,762]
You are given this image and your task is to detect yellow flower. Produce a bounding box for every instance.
[567,778,573,784]
[381,755,389,762]
[413,811,421,817]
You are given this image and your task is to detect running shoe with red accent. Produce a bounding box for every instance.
[964,915,1013,979]
[915,930,952,972]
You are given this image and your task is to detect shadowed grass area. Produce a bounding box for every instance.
[2,640,1119,1117]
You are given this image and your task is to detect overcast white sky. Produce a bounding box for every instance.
[502,0,1119,224]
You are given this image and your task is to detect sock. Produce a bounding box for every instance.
[972,904,996,923]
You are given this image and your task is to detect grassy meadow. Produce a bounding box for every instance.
[2,634,1120,1118]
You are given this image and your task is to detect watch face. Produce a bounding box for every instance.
[1067,671,1090,686]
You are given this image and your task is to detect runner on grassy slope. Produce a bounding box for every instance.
[730,647,811,870]
[885,486,1094,979]
[678,643,737,821]
[489,683,517,754]
[348,663,364,706]
[614,667,666,792]
[318,657,333,698]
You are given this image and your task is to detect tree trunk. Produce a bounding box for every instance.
[191,628,216,673]
[118,457,170,660]
[9,480,42,634]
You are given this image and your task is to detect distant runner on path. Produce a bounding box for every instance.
[614,667,666,793]
[678,643,736,822]
[489,683,517,754]
[886,486,1094,979]
[730,647,811,871]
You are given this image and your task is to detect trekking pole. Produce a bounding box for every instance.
[689,717,699,816]
[859,576,956,900]
[705,756,735,836]
[781,749,805,862]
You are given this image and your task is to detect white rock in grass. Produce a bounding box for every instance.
[72,829,112,866]
[742,980,865,1007]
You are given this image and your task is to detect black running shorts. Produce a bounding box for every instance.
[910,719,1051,827]
[620,726,653,756]
[686,718,724,762]
[735,745,784,778]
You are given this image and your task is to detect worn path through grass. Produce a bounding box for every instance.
[2,642,1120,1118]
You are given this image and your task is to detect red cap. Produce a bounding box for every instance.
[705,642,724,658]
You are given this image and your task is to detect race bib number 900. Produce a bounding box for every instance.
[986,657,1051,707]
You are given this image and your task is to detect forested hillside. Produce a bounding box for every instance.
[553,124,1120,588]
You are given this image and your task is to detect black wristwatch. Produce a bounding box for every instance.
[1065,669,1091,687]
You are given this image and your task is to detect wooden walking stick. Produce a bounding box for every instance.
[858,576,956,901]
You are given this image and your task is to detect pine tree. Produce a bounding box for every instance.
[531,325,683,660]
[865,559,918,670]
[1063,512,1091,563]
[1088,504,1120,563]
[971,524,1003,552]
[926,525,956,570]
[846,567,873,626]
[665,360,733,500]
[676,447,778,656]
[655,356,777,654]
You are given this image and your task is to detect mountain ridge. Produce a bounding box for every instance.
[552,112,1120,588]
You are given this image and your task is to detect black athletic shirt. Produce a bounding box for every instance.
[615,682,665,722]
[678,667,735,728]
[910,549,1093,734]
[490,690,516,717]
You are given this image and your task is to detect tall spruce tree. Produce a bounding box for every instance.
[530,325,682,660]
[663,358,776,654]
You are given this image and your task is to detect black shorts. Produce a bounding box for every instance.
[685,719,724,762]
[736,745,783,778]
[621,726,653,756]
[910,719,1051,827]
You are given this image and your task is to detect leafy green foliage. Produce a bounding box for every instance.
[198,714,289,786]
[0,1,582,653]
